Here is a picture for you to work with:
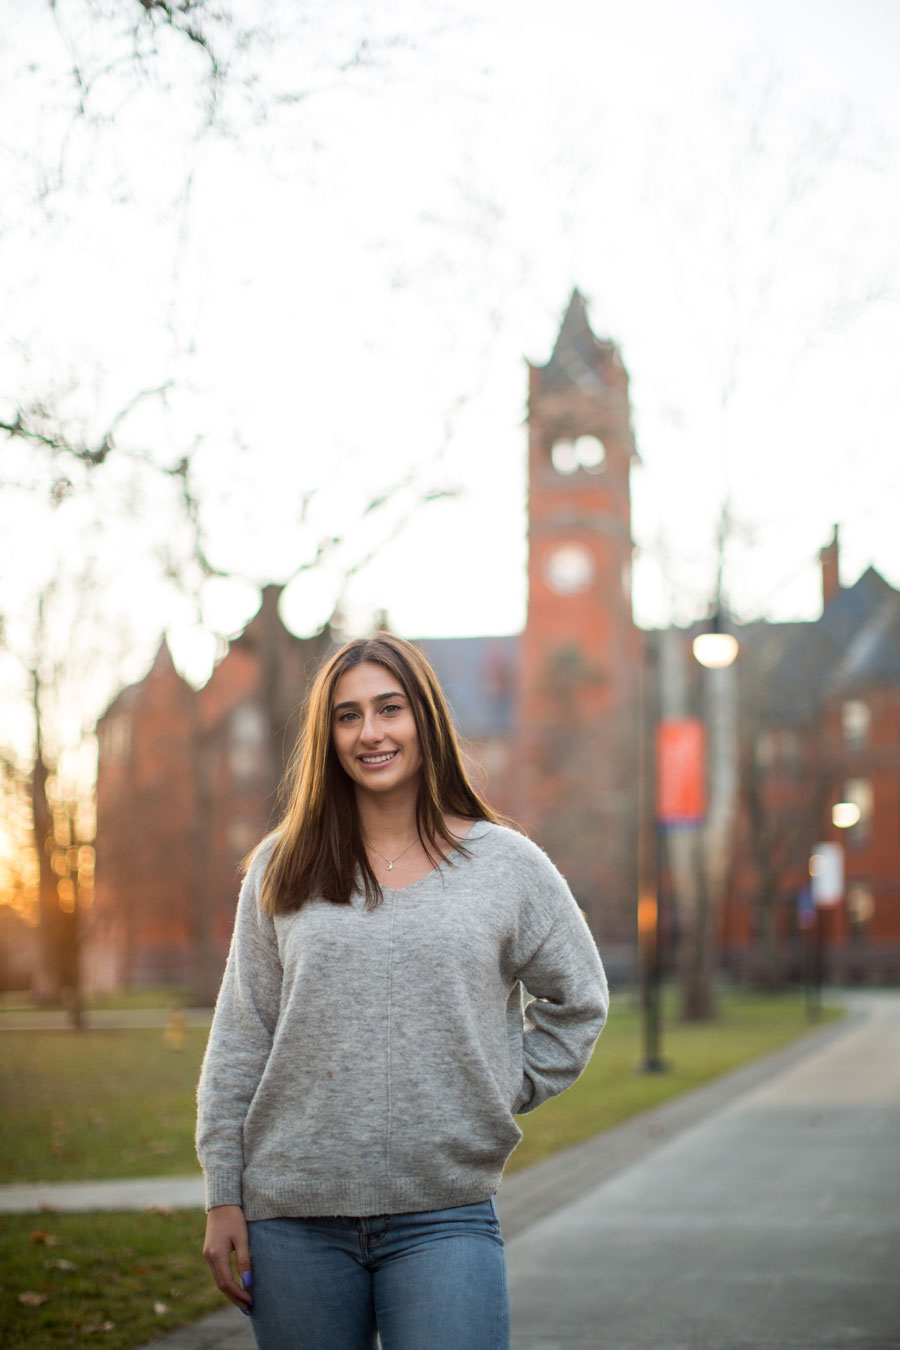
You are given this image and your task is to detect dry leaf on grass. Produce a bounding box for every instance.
[29,1229,61,1245]
[142,1203,173,1214]
[47,1258,78,1271]
[84,1321,115,1333]
[154,1301,169,1315]
[18,1291,50,1306]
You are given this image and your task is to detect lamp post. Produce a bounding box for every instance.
[688,611,739,1018]
[637,632,666,1072]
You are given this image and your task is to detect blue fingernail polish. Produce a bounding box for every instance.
[242,1271,253,1289]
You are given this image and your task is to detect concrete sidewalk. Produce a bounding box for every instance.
[508,991,900,1349]
[0,1008,213,1031]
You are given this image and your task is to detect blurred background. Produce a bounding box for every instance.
[2,0,899,1018]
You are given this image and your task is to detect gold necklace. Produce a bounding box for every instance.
[367,836,420,872]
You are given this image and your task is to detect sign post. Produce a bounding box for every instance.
[808,842,844,1018]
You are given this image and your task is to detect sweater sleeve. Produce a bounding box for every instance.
[195,844,283,1210]
[511,846,609,1115]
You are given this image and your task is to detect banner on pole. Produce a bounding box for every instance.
[656,718,706,826]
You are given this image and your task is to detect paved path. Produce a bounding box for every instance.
[0,1175,205,1214]
[0,1008,212,1031]
[507,992,900,1349]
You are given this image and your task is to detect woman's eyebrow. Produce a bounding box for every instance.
[333,690,406,712]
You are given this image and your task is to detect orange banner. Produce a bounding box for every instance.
[656,718,706,825]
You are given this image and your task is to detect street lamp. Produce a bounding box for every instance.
[832,802,861,829]
[692,612,739,670]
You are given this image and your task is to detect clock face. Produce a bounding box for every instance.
[544,543,594,595]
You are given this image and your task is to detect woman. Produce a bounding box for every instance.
[197,632,608,1349]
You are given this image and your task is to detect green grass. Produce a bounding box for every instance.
[0,991,842,1348]
[0,987,198,1013]
[0,1028,209,1184]
[0,1209,220,1349]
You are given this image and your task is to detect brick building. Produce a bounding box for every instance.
[721,547,900,984]
[89,293,900,995]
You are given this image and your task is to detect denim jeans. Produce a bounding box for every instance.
[246,1197,509,1350]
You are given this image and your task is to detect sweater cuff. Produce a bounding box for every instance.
[204,1168,244,1211]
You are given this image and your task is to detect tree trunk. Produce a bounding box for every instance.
[31,750,63,1005]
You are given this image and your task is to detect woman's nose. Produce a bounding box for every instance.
[360,713,383,743]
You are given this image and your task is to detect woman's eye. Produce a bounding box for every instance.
[382,704,401,715]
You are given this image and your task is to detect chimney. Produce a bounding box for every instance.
[819,525,841,610]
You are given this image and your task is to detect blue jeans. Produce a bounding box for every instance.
[246,1197,509,1349]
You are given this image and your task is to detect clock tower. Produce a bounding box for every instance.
[518,290,641,960]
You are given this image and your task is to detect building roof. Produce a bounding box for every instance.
[415,635,519,738]
[826,589,900,693]
[755,567,899,722]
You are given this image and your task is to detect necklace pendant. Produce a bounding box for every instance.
[387,860,394,871]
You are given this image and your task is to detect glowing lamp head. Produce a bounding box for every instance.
[692,632,739,668]
[832,801,861,829]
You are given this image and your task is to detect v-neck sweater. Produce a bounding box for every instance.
[195,822,608,1220]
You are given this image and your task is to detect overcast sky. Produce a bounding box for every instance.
[2,0,899,714]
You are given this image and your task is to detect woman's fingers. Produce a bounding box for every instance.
[203,1206,253,1313]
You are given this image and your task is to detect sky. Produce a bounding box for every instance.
[2,0,899,740]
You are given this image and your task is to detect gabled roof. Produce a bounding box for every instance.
[97,637,188,725]
[826,588,900,693]
[758,567,898,722]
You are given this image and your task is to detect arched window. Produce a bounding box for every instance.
[550,436,607,476]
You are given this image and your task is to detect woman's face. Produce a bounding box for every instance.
[331,662,422,797]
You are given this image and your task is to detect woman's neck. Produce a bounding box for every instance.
[355,784,420,849]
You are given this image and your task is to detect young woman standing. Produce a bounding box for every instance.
[197,633,608,1349]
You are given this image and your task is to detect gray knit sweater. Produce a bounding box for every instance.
[196,822,608,1220]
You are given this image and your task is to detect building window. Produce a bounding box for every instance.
[550,436,607,476]
[841,700,870,750]
[229,705,267,781]
[781,730,803,772]
[842,778,874,846]
[846,882,874,940]
[754,728,802,771]
[227,821,259,856]
[101,716,131,762]
[754,730,777,768]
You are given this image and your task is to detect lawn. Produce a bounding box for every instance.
[0,991,841,1347]
[0,1027,210,1185]
[0,987,198,1014]
[0,1209,220,1349]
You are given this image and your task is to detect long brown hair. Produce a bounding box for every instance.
[256,633,502,914]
